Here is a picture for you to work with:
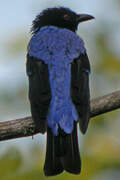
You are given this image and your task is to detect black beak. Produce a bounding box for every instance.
[77,14,95,23]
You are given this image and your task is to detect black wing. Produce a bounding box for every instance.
[71,52,90,134]
[26,54,51,133]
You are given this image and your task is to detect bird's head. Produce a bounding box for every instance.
[32,7,94,33]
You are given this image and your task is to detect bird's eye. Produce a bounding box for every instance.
[63,14,70,21]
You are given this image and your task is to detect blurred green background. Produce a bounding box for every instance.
[0,0,120,180]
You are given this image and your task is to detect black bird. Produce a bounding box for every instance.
[26,7,94,176]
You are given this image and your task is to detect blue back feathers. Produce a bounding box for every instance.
[28,26,86,135]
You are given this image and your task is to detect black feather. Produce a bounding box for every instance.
[31,7,77,34]
[44,122,81,176]
[61,122,81,174]
[71,53,90,134]
[26,54,51,133]
[44,127,64,176]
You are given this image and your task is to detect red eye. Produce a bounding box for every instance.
[63,14,70,21]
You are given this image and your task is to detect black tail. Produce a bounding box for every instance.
[44,123,81,176]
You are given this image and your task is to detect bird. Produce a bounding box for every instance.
[26,7,94,176]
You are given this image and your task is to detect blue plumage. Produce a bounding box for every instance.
[28,26,85,61]
[28,26,86,135]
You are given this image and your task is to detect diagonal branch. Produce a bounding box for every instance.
[0,90,120,141]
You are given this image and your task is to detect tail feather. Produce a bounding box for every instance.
[61,123,81,174]
[44,123,81,176]
[44,127,63,176]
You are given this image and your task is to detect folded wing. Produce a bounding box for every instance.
[26,54,51,133]
[71,52,91,134]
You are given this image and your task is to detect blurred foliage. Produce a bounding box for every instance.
[95,32,120,74]
[0,140,120,180]
[4,32,29,57]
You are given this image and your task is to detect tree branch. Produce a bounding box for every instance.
[0,90,120,141]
